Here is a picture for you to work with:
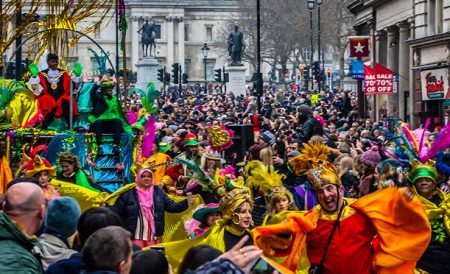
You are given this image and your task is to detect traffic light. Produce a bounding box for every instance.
[302,66,310,79]
[224,72,229,83]
[214,68,222,82]
[164,72,170,84]
[171,63,179,84]
[326,68,331,77]
[182,73,189,84]
[312,61,320,80]
[157,68,164,82]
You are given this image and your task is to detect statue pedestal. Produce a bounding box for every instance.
[226,65,247,96]
[135,57,159,91]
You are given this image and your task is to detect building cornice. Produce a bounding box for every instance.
[407,32,450,47]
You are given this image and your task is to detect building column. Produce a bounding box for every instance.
[178,18,185,71]
[131,17,140,69]
[386,26,399,116]
[397,22,410,121]
[375,30,387,121]
[166,17,174,66]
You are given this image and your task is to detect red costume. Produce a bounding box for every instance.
[37,69,78,119]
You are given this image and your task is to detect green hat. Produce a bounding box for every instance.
[407,160,438,184]
[193,203,220,223]
[100,80,115,92]
[159,142,171,153]
[183,133,199,147]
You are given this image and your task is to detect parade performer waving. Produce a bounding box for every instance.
[253,141,431,273]
[28,53,83,129]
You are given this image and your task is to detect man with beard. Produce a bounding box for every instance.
[294,104,323,143]
[253,142,431,274]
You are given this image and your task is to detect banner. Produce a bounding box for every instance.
[374,63,394,94]
[352,59,364,79]
[363,63,395,95]
[364,65,377,95]
[420,68,450,100]
[349,36,370,58]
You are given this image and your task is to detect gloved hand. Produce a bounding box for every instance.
[29,63,39,77]
[73,63,83,77]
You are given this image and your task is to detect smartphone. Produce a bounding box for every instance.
[150,246,165,255]
[250,256,282,274]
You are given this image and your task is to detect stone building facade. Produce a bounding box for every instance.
[348,0,450,127]
[76,0,242,82]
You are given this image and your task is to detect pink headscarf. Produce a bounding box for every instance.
[136,168,155,234]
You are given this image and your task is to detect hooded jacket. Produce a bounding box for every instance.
[0,212,43,273]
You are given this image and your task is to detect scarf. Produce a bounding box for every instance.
[136,169,156,234]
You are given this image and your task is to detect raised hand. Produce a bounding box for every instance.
[73,63,83,77]
[29,63,39,77]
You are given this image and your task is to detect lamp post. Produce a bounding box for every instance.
[316,0,322,91]
[307,0,314,92]
[201,42,210,93]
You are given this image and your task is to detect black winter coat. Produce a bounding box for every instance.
[295,115,323,143]
[109,187,188,237]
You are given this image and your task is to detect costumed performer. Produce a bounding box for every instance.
[407,160,450,273]
[252,141,431,273]
[108,168,194,248]
[0,138,12,193]
[57,152,99,193]
[185,203,222,239]
[158,174,254,273]
[28,53,82,129]
[88,74,132,154]
[24,155,60,201]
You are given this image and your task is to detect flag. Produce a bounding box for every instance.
[349,36,370,58]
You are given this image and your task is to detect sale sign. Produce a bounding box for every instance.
[374,63,394,94]
[363,63,395,95]
[364,65,377,95]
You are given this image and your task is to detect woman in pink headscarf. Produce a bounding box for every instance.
[109,168,192,247]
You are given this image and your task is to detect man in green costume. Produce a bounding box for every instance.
[88,74,132,154]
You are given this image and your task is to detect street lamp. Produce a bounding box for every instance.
[307,0,314,91]
[201,42,210,93]
[316,0,322,91]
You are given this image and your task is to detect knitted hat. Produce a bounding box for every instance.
[297,104,311,113]
[360,147,382,167]
[45,197,81,238]
[261,131,276,145]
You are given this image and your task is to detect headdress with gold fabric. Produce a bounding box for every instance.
[288,141,340,191]
[406,159,438,184]
[25,155,57,177]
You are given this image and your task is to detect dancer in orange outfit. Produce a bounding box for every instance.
[253,142,431,274]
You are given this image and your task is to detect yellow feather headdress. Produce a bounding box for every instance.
[288,141,340,190]
[245,160,285,193]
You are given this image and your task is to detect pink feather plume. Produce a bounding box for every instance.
[141,116,157,158]
[420,122,450,162]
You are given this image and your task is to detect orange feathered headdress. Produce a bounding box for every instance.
[288,141,340,190]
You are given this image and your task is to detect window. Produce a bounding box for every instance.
[303,49,312,62]
[94,27,101,39]
[427,0,443,35]
[206,60,214,80]
[206,25,213,41]
[154,25,162,39]
[184,25,189,41]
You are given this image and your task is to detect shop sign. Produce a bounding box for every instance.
[420,68,450,101]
